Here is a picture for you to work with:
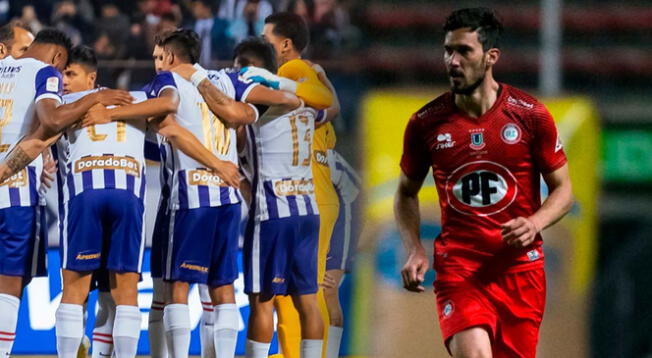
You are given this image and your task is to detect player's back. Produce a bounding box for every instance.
[0,56,62,208]
[61,90,148,202]
[161,71,240,210]
[246,105,326,221]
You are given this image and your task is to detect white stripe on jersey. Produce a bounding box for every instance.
[246,104,320,221]
[61,90,148,202]
[328,150,361,205]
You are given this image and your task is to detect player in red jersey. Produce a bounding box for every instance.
[395,7,574,358]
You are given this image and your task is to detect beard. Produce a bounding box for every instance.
[450,73,485,95]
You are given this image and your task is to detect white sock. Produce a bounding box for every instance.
[91,292,115,358]
[163,304,190,358]
[198,285,215,358]
[149,278,168,358]
[213,304,239,358]
[0,294,20,357]
[56,303,84,358]
[245,339,270,358]
[113,305,141,358]
[326,326,343,358]
[300,339,323,358]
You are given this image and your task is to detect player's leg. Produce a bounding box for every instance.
[0,206,45,356]
[207,203,241,358]
[322,269,344,358]
[104,190,146,358]
[58,194,104,358]
[163,207,218,358]
[316,204,338,358]
[91,271,116,358]
[289,214,324,358]
[149,199,171,358]
[245,293,274,358]
[273,295,301,358]
[448,327,493,358]
[198,284,216,358]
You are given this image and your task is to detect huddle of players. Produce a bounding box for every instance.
[0,11,358,358]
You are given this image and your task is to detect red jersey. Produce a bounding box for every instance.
[400,84,567,275]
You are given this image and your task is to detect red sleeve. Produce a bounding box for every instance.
[400,114,431,180]
[532,105,567,173]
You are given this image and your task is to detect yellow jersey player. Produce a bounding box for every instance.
[241,12,340,358]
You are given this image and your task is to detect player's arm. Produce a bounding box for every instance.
[395,171,429,293]
[151,114,240,188]
[81,89,179,127]
[241,61,333,109]
[245,85,300,109]
[0,127,60,182]
[312,63,340,125]
[170,63,256,128]
[502,164,574,247]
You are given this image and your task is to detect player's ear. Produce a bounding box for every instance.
[88,71,97,87]
[486,48,500,67]
[282,38,292,54]
[0,43,7,57]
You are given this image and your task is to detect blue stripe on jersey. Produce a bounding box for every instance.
[198,185,210,207]
[178,170,188,210]
[247,125,259,221]
[303,195,314,215]
[144,140,160,161]
[226,71,254,101]
[9,187,19,206]
[126,173,135,192]
[159,144,170,198]
[287,193,299,216]
[263,180,279,219]
[28,166,37,205]
[82,169,92,189]
[104,169,115,188]
[220,187,230,204]
[139,167,146,198]
[66,163,75,197]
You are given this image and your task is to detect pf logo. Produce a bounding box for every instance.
[445,161,518,216]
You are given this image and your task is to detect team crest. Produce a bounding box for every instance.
[469,129,485,150]
[501,123,522,144]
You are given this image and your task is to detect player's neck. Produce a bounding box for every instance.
[279,52,301,66]
[454,76,500,119]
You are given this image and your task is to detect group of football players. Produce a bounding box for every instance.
[0,11,358,358]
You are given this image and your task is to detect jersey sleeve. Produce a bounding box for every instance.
[315,109,328,125]
[34,66,63,104]
[226,71,258,102]
[144,130,161,162]
[400,114,431,180]
[278,60,333,110]
[149,71,177,98]
[532,105,567,173]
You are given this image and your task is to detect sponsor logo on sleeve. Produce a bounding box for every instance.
[436,133,455,150]
[555,136,563,152]
[46,76,59,92]
[314,150,329,167]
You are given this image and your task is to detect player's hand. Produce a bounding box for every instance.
[171,63,197,82]
[240,66,281,88]
[321,272,338,289]
[401,249,429,293]
[40,153,56,189]
[81,103,110,127]
[501,216,540,248]
[211,160,240,189]
[95,89,133,106]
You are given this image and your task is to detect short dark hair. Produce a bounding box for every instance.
[234,37,277,73]
[0,24,14,44]
[69,45,97,71]
[159,28,200,64]
[264,12,309,53]
[443,8,503,51]
[33,28,73,55]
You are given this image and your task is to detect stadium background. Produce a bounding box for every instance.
[1,0,651,357]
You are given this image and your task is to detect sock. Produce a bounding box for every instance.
[163,304,190,358]
[245,339,270,358]
[274,295,301,358]
[56,303,84,358]
[198,285,215,358]
[325,326,343,358]
[91,292,116,358]
[300,339,323,358]
[213,304,239,358]
[112,305,141,358]
[149,278,168,358]
[0,294,20,357]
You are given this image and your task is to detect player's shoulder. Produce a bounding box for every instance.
[412,91,455,123]
[501,84,547,113]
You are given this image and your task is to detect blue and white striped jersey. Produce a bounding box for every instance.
[328,150,361,204]
[60,90,148,202]
[0,56,63,208]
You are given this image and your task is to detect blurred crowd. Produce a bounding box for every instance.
[0,0,358,66]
